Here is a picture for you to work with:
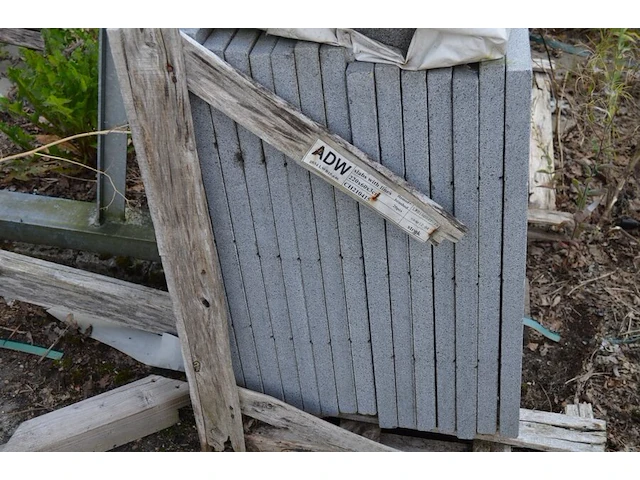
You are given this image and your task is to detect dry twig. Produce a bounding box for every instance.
[566,270,616,296]
[0,126,132,210]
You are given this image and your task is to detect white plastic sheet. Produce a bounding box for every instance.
[264,28,510,70]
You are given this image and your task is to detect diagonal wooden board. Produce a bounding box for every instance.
[3,376,190,452]
[2,375,396,452]
[180,32,466,246]
[107,28,244,451]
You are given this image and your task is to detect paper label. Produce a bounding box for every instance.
[301,139,437,242]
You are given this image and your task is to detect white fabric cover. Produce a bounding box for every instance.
[264,28,510,70]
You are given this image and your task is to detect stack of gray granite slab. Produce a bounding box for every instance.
[189,28,531,439]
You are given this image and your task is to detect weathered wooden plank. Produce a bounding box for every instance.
[295,40,357,414]
[221,29,292,405]
[191,89,258,391]
[4,375,190,452]
[453,63,479,440]
[475,427,605,452]
[428,66,456,435]
[272,37,339,416]
[320,44,376,416]
[529,72,556,210]
[519,420,605,444]
[245,424,331,452]
[476,408,606,452]
[0,28,43,50]
[181,32,466,245]
[402,69,437,432]
[0,249,175,335]
[238,387,397,452]
[565,403,595,419]
[375,63,415,429]
[521,408,605,431]
[499,28,532,438]
[346,61,397,429]
[527,208,575,228]
[477,57,506,435]
[249,33,322,415]
[107,28,244,451]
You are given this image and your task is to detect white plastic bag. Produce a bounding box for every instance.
[264,28,510,70]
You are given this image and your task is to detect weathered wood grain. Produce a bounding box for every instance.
[238,387,397,452]
[0,249,175,335]
[0,28,43,50]
[181,32,466,245]
[564,403,595,419]
[476,408,606,452]
[3,375,190,451]
[107,28,244,451]
[529,71,556,210]
[527,208,575,228]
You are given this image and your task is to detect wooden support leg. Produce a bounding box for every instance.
[108,28,244,451]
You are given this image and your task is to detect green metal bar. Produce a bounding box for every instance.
[97,29,128,223]
[0,190,159,261]
[0,338,63,360]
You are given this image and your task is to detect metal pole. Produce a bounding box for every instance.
[96,28,128,223]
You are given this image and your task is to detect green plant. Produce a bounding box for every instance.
[0,28,99,180]
[582,29,639,165]
[565,29,640,228]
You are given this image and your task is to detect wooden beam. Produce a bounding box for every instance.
[528,208,575,229]
[180,32,466,246]
[107,28,244,452]
[3,375,190,451]
[565,403,595,419]
[529,72,556,210]
[0,28,44,51]
[475,408,606,452]
[238,387,396,452]
[0,249,174,335]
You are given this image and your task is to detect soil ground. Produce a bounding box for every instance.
[1,29,639,451]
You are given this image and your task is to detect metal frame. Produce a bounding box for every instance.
[0,29,158,260]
